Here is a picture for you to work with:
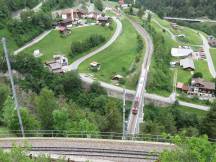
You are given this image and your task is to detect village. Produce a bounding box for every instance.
[168,23,216,100]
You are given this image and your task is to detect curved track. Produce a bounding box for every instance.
[127,18,154,135]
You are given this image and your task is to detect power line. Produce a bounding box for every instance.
[2,38,25,137]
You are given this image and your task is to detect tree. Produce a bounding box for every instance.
[94,0,103,11]
[129,6,133,15]
[35,88,58,130]
[52,109,69,131]
[159,135,216,162]
[102,99,122,132]
[2,96,15,126]
[137,7,144,18]
[147,13,152,22]
[0,84,9,112]
[192,72,203,78]
[9,108,40,135]
[201,101,216,138]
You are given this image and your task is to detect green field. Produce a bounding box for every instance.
[23,25,115,63]
[175,105,207,117]
[210,48,216,69]
[79,18,144,89]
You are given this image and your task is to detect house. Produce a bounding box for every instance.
[176,82,189,92]
[112,74,123,81]
[171,47,193,57]
[207,35,216,47]
[188,78,215,98]
[90,61,101,71]
[86,12,101,20]
[97,16,110,25]
[45,55,68,73]
[180,58,195,71]
[171,23,178,29]
[119,0,125,5]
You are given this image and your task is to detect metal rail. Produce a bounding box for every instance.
[2,146,159,160]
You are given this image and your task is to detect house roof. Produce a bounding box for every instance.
[171,48,193,57]
[90,61,100,67]
[192,78,215,90]
[48,62,62,70]
[176,82,189,91]
[180,58,195,70]
[98,16,109,21]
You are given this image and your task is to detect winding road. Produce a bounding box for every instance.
[69,17,122,70]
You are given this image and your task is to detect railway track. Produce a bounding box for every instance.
[2,146,159,161]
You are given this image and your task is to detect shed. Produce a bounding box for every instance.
[112,74,123,81]
[180,58,195,70]
[90,61,101,71]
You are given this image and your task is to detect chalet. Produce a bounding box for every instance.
[45,55,68,73]
[180,58,195,71]
[97,16,110,25]
[208,35,216,47]
[176,82,189,92]
[53,8,85,21]
[188,78,215,97]
[90,61,101,71]
[171,47,193,57]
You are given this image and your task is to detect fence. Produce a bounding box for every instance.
[0,130,173,143]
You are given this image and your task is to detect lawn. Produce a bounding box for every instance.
[210,48,216,69]
[177,69,192,84]
[23,25,115,63]
[79,18,144,90]
[194,60,213,81]
[175,105,207,117]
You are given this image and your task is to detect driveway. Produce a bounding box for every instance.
[68,17,122,70]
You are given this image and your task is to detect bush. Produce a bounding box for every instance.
[192,72,203,78]
[71,34,106,56]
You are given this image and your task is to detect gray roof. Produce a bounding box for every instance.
[180,58,195,70]
[192,78,215,90]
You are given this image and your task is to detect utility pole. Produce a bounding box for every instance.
[122,88,126,140]
[2,38,25,137]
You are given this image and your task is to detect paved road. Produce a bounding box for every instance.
[164,17,216,23]
[199,33,216,78]
[14,30,52,55]
[0,138,174,162]
[69,17,122,70]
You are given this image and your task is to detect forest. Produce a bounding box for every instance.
[137,0,216,19]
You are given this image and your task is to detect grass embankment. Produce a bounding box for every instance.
[79,18,144,90]
[23,25,115,63]
[153,15,202,45]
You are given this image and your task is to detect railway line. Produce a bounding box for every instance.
[127,17,154,135]
[2,146,159,161]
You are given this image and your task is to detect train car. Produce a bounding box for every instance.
[132,98,139,115]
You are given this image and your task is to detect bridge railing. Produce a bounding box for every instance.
[0,130,173,143]
[1,130,215,143]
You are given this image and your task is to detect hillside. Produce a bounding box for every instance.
[138,0,216,19]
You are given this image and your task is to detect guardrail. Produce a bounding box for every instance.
[0,130,215,143]
[0,130,172,143]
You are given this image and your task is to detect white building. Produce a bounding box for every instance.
[171,47,193,57]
